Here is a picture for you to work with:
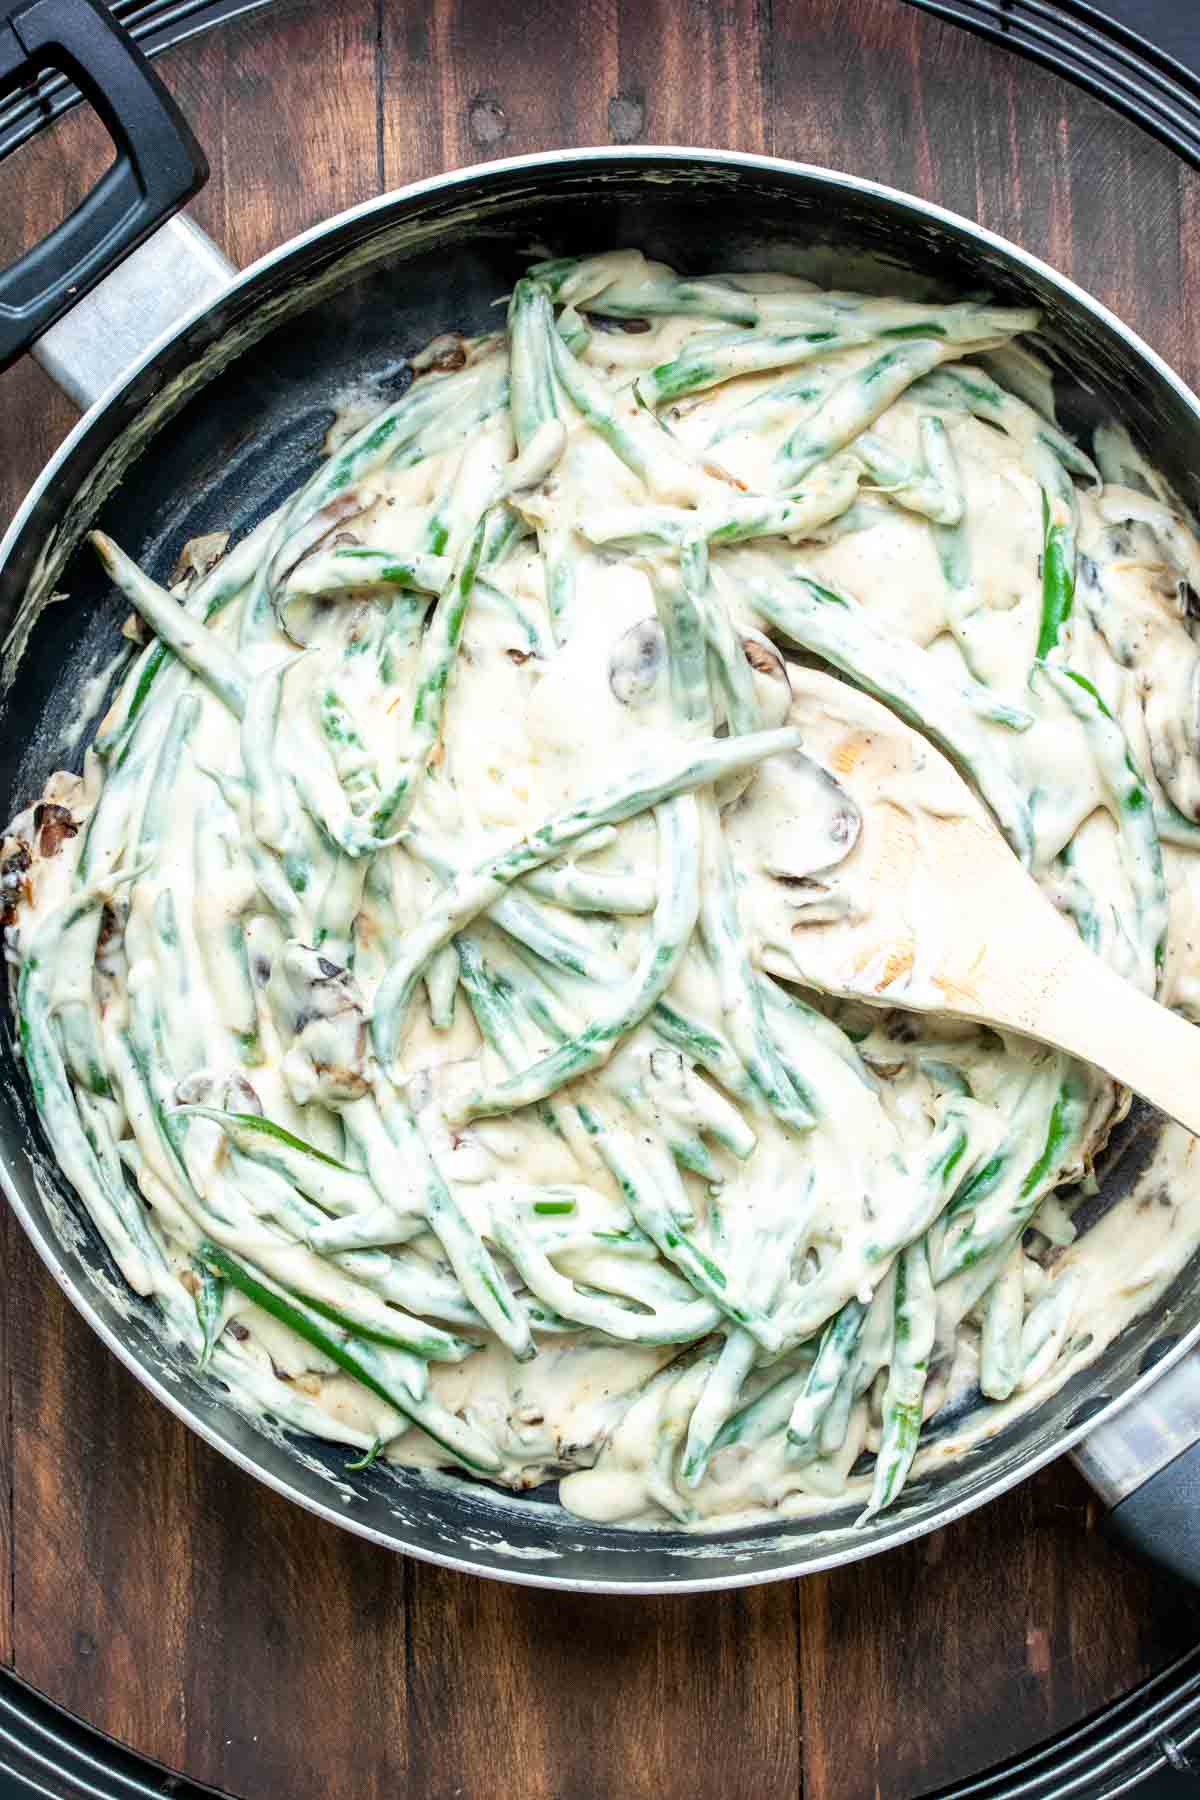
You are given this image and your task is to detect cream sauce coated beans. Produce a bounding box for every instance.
[8,248,1200,1530]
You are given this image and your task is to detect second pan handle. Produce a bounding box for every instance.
[0,0,211,377]
[1072,1350,1200,1587]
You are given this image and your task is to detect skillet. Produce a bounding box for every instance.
[0,0,1196,1593]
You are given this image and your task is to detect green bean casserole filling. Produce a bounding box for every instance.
[8,248,1200,1529]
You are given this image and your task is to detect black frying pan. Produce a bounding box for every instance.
[0,0,1197,1593]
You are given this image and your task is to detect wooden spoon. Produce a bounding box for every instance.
[752,666,1200,1136]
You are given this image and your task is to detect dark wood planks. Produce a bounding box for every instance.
[380,0,770,180]
[0,2,1199,1796]
[7,1203,410,1798]
[405,1569,800,1800]
[168,0,379,262]
[799,1461,1200,1799]
[770,0,1200,388]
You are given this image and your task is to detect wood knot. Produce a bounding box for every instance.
[468,90,509,148]
[607,91,645,144]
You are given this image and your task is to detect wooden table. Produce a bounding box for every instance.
[2,2,1200,1794]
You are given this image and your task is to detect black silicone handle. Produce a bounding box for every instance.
[0,0,207,374]
[1107,1442,1200,1587]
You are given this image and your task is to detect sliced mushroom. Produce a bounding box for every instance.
[174,1069,263,1115]
[170,531,230,593]
[267,493,372,643]
[412,331,468,373]
[758,750,862,883]
[34,802,77,859]
[741,630,792,728]
[724,745,863,933]
[587,314,652,335]
[268,942,370,1107]
[609,618,667,708]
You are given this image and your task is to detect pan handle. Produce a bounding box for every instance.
[0,0,220,397]
[1072,1349,1200,1587]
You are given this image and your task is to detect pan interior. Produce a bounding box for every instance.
[1,154,1196,1589]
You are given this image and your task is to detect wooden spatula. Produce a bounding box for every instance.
[755,666,1200,1137]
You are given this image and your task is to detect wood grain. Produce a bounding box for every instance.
[798,1463,1200,1798]
[1,2,1199,1795]
[405,1570,799,1800]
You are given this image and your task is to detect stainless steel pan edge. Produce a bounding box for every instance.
[3,142,1199,1592]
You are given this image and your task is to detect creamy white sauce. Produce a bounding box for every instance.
[9,248,1200,1533]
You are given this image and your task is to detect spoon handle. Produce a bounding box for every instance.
[991,938,1200,1139]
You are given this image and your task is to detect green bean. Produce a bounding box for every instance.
[680,1328,758,1485]
[149,888,206,1075]
[532,254,1037,339]
[316,681,378,818]
[373,1079,534,1360]
[425,943,460,1030]
[192,1260,226,1366]
[94,525,264,762]
[1034,452,1078,661]
[862,1238,935,1517]
[508,278,562,452]
[680,1199,809,1483]
[920,414,963,521]
[132,692,200,864]
[1019,1271,1081,1388]
[518,860,655,915]
[854,419,963,525]
[201,1241,501,1471]
[370,725,801,1070]
[646,1356,717,1523]
[858,1098,974,1276]
[709,1357,815,1456]
[306,1206,426,1253]
[937,1070,1088,1280]
[19,884,167,1295]
[1037,665,1167,993]
[757,974,875,1089]
[623,1055,720,1181]
[241,656,302,853]
[913,366,1099,484]
[635,326,871,409]
[227,1145,471,1326]
[91,534,249,720]
[743,570,1034,862]
[490,1207,719,1343]
[206,1220,475,1361]
[699,811,817,1134]
[979,1240,1025,1401]
[774,340,964,487]
[370,512,488,836]
[386,366,512,476]
[282,545,450,602]
[787,1299,867,1457]
[53,938,112,1103]
[451,796,701,1120]
[707,364,837,447]
[585,1112,782,1352]
[473,574,548,659]
[176,1108,378,1216]
[471,877,758,1116]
